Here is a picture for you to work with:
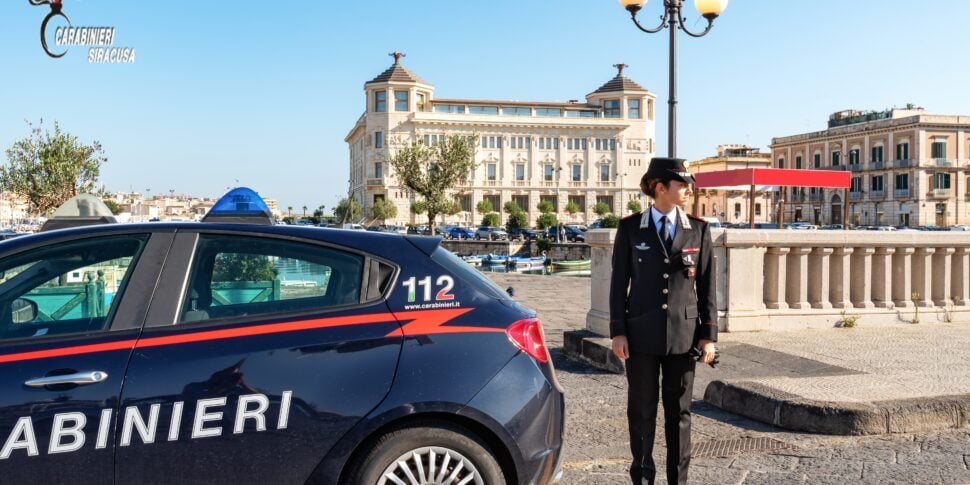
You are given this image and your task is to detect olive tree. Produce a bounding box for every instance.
[389,135,477,233]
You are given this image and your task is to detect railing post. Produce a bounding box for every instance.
[933,247,955,306]
[764,247,789,309]
[892,247,915,308]
[851,247,875,308]
[809,247,833,309]
[871,247,895,308]
[786,247,812,309]
[830,247,853,308]
[953,247,970,306]
[912,247,936,307]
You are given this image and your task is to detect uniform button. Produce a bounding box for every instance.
[663,273,669,279]
[662,304,668,309]
[664,258,670,264]
[662,289,669,294]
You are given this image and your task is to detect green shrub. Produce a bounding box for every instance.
[481,212,501,227]
[601,214,620,228]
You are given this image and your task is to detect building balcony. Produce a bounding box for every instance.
[809,193,822,201]
[596,181,616,188]
[847,164,863,172]
[928,188,950,198]
[869,161,885,170]
[849,191,863,200]
[512,180,528,187]
[869,190,885,199]
[485,180,499,187]
[894,188,911,198]
[789,194,806,203]
[568,181,585,188]
[542,181,555,187]
[893,159,913,168]
[930,158,954,167]
[366,178,384,187]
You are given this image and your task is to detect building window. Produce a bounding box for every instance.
[831,151,841,166]
[850,177,862,192]
[795,156,802,169]
[571,165,582,182]
[468,106,499,115]
[582,139,587,150]
[610,139,616,150]
[434,104,465,114]
[554,138,560,149]
[512,195,529,212]
[375,162,383,178]
[595,139,602,151]
[934,172,951,189]
[777,157,785,169]
[755,203,761,216]
[604,100,621,118]
[871,145,883,163]
[565,110,596,118]
[596,196,614,213]
[895,173,908,190]
[374,91,386,112]
[501,106,531,116]
[540,195,558,212]
[628,99,640,119]
[849,149,860,165]
[896,142,910,161]
[539,138,545,150]
[544,164,554,181]
[871,175,884,192]
[813,153,821,168]
[487,163,497,181]
[535,108,561,117]
[375,131,383,148]
[416,93,426,112]
[931,141,947,160]
[394,91,408,111]
[515,164,525,181]
[600,165,610,182]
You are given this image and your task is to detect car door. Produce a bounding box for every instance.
[115,231,401,484]
[0,232,169,483]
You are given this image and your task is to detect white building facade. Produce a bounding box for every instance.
[345,55,657,227]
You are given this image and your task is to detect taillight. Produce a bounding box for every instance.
[506,318,549,364]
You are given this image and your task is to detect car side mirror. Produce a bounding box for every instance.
[11,298,37,324]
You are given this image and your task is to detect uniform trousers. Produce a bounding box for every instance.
[626,351,696,485]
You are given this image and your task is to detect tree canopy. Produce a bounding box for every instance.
[1,120,106,216]
[334,197,362,223]
[389,135,477,233]
[371,198,397,224]
[627,199,643,214]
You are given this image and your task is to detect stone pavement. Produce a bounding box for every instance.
[487,272,970,484]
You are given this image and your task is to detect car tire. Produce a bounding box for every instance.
[347,421,505,485]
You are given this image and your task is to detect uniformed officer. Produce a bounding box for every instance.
[609,157,718,485]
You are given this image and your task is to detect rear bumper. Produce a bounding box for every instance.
[462,353,565,485]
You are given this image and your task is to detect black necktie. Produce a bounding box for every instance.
[660,215,672,252]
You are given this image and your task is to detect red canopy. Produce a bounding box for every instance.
[693,168,850,189]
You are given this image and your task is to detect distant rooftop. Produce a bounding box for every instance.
[365,51,429,85]
[828,106,926,128]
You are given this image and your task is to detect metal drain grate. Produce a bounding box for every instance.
[692,437,794,458]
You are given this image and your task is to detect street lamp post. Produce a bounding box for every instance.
[619,0,728,214]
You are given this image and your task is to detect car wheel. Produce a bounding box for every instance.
[348,421,505,485]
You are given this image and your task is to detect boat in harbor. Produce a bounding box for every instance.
[551,259,591,270]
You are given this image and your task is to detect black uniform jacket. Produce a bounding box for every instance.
[609,208,718,355]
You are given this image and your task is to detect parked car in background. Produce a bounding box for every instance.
[950,225,970,231]
[447,226,476,239]
[341,223,365,230]
[475,226,508,241]
[700,217,722,228]
[508,227,543,241]
[547,226,585,242]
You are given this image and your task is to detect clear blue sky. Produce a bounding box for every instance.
[2,1,968,212]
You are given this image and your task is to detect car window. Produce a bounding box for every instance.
[0,234,149,341]
[430,247,510,301]
[179,235,364,323]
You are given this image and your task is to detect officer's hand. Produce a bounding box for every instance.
[611,336,629,360]
[697,339,716,364]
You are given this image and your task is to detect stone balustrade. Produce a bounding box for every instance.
[585,228,970,334]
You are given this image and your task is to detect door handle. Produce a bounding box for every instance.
[25,371,109,388]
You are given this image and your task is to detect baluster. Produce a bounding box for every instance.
[911,247,935,307]
[830,247,853,308]
[786,247,811,309]
[871,247,895,308]
[933,247,955,306]
[851,247,875,309]
[809,247,833,309]
[764,247,789,309]
[953,247,969,306]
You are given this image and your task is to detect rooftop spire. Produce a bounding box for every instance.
[389,51,405,65]
[613,63,628,76]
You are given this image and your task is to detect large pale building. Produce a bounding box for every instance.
[771,108,970,227]
[345,55,657,227]
[687,145,773,225]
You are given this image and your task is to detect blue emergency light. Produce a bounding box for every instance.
[201,187,274,225]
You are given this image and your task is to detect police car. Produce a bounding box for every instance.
[0,188,564,484]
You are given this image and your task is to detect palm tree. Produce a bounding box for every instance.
[302,205,308,217]
[287,206,293,217]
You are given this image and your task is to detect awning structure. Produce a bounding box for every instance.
[691,168,851,228]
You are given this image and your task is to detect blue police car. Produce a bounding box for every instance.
[0,188,564,484]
